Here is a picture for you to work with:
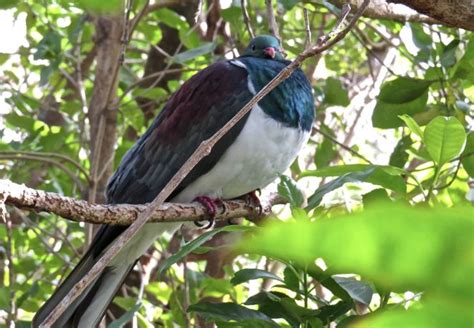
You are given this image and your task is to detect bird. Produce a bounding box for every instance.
[33,35,315,327]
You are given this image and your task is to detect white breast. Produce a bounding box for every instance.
[174,105,309,203]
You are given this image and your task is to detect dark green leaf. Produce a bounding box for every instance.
[389,135,413,168]
[159,225,251,274]
[372,78,432,129]
[283,267,300,291]
[278,0,300,10]
[108,303,142,328]
[410,23,431,50]
[440,39,460,68]
[278,175,304,207]
[461,132,474,177]
[315,126,337,169]
[454,35,474,81]
[323,77,350,107]
[231,269,284,286]
[172,42,216,64]
[378,78,432,104]
[424,116,466,165]
[332,276,373,305]
[188,302,279,327]
[306,264,352,301]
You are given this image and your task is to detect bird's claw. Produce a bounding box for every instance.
[245,190,263,216]
[193,196,223,229]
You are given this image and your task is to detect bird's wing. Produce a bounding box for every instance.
[106,59,254,205]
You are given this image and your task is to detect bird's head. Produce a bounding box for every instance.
[241,35,285,61]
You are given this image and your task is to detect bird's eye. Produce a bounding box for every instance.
[251,45,256,51]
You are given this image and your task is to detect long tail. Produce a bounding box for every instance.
[33,222,180,327]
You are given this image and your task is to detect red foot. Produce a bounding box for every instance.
[194,196,222,229]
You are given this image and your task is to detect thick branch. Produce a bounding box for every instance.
[0,179,279,225]
[39,1,370,325]
[329,0,439,25]
[388,0,474,31]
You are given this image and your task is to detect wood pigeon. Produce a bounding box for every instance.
[33,35,315,327]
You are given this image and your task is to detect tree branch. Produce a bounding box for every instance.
[0,179,281,225]
[38,1,370,325]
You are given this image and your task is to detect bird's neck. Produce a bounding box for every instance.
[237,57,314,131]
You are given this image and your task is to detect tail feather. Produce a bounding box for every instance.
[33,222,181,327]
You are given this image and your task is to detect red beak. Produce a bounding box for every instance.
[264,47,276,59]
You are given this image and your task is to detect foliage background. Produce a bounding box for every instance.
[0,0,472,327]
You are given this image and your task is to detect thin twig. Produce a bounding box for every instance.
[241,0,255,38]
[317,3,351,44]
[0,150,89,181]
[312,127,372,164]
[1,194,16,328]
[0,154,85,190]
[303,8,312,49]
[265,0,281,42]
[39,1,370,325]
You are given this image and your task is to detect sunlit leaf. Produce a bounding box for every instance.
[240,204,473,300]
[399,114,423,139]
[424,116,466,165]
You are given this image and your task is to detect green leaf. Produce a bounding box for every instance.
[304,165,406,210]
[323,77,350,107]
[109,303,142,328]
[159,225,251,274]
[314,125,337,169]
[332,277,373,305]
[372,78,432,129]
[245,291,310,327]
[410,23,431,50]
[306,170,373,210]
[359,298,472,328]
[172,42,216,64]
[188,302,279,327]
[440,39,460,68]
[154,8,187,29]
[0,0,17,9]
[306,264,352,302]
[454,35,474,81]
[389,135,413,168]
[399,114,423,139]
[231,269,284,286]
[278,0,300,10]
[461,132,474,177]
[278,175,304,207]
[423,116,466,165]
[77,0,122,12]
[283,267,300,291]
[34,30,62,60]
[240,204,474,300]
[378,78,432,104]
